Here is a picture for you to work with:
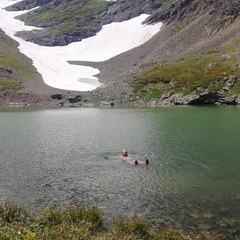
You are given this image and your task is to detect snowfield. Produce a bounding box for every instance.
[0,0,162,91]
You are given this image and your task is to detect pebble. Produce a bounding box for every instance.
[222,217,238,226]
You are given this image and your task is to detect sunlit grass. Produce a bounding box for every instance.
[0,202,222,240]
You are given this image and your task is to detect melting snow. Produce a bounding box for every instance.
[0,0,162,91]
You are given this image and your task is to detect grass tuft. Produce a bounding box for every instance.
[0,202,30,223]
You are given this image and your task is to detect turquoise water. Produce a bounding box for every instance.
[0,106,239,238]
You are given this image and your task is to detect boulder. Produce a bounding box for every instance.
[51,93,63,100]
[67,95,82,103]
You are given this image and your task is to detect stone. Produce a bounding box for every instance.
[51,93,63,100]
[67,95,81,103]
[202,213,215,219]
[189,212,200,219]
[222,217,238,226]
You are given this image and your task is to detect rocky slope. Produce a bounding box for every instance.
[7,0,162,46]
[1,0,240,106]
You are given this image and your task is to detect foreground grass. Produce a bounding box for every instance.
[0,203,220,240]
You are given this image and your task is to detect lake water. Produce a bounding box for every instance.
[0,106,239,238]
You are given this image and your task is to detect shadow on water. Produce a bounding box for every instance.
[0,106,239,238]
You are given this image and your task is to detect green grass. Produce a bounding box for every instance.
[0,33,39,80]
[0,202,221,240]
[127,41,240,100]
[0,78,22,90]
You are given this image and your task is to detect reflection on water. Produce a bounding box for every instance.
[0,106,240,238]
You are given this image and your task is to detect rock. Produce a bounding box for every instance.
[51,93,63,100]
[100,101,114,106]
[147,99,158,106]
[222,86,229,91]
[207,63,213,70]
[219,95,238,104]
[189,212,200,219]
[0,68,12,74]
[222,217,238,226]
[226,76,237,87]
[202,213,215,219]
[217,219,228,227]
[67,95,81,103]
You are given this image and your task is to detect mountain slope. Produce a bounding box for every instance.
[7,0,161,46]
[1,0,240,105]
[0,29,63,105]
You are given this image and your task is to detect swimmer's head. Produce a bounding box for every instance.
[122,150,128,157]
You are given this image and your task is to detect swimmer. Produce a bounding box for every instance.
[122,149,128,157]
[121,150,149,165]
[121,149,132,160]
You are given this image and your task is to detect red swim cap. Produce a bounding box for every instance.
[134,160,138,165]
[145,159,149,165]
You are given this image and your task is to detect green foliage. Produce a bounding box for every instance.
[127,41,240,100]
[0,202,221,240]
[113,218,151,239]
[0,202,30,223]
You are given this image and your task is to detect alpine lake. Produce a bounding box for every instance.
[0,105,239,238]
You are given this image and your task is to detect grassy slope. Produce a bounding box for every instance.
[127,40,240,100]
[0,30,39,90]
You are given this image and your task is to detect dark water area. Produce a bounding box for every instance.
[0,106,239,238]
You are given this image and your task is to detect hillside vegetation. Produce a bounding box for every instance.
[0,29,38,90]
[127,40,240,102]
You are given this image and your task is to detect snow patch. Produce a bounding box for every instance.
[0,0,162,91]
